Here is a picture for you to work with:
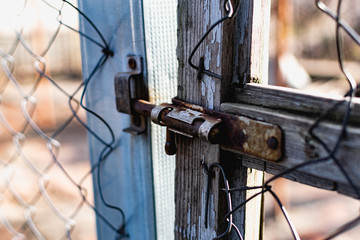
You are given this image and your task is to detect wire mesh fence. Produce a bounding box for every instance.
[0,0,117,239]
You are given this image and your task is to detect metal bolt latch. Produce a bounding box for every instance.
[114,58,282,160]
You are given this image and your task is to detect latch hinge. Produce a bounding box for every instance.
[114,58,282,161]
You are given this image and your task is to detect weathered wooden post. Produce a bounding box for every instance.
[175,1,271,239]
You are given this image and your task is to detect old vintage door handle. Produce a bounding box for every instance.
[114,57,282,161]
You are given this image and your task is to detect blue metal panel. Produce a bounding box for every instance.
[77,0,156,239]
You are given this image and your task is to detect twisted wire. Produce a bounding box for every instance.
[0,0,127,239]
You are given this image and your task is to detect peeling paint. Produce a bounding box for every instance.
[201,76,215,109]
[174,190,217,239]
[217,49,221,68]
[201,0,222,110]
[208,1,221,68]
[204,1,210,28]
[186,203,194,239]
[204,50,211,70]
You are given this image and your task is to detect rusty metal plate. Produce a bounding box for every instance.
[171,98,282,161]
[220,114,282,161]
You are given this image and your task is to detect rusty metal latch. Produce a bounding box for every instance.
[114,56,147,134]
[114,59,282,161]
[150,103,222,142]
[172,99,282,161]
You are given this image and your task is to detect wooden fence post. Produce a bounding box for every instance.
[175,1,271,239]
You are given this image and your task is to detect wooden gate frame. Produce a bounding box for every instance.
[176,0,360,239]
[175,1,270,239]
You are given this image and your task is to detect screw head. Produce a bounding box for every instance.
[128,58,137,70]
[267,137,278,150]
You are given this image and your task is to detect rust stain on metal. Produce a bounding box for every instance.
[123,97,283,159]
[172,98,282,161]
[267,136,278,150]
[172,98,206,113]
[220,114,282,161]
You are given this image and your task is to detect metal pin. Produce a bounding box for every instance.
[165,128,177,155]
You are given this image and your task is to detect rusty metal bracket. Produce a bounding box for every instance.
[172,99,282,161]
[219,114,281,161]
[114,56,146,134]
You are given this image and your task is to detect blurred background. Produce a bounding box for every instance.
[0,0,359,239]
[266,1,360,239]
[0,0,95,239]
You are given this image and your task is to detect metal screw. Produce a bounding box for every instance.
[165,128,177,155]
[128,57,137,70]
[267,137,278,150]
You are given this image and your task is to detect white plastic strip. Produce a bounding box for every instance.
[143,1,178,239]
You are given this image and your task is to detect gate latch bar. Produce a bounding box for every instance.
[114,68,282,161]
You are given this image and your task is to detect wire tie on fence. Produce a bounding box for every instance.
[102,47,114,57]
[115,224,129,240]
[188,0,242,80]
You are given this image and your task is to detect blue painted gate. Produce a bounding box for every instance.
[78,0,177,239]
